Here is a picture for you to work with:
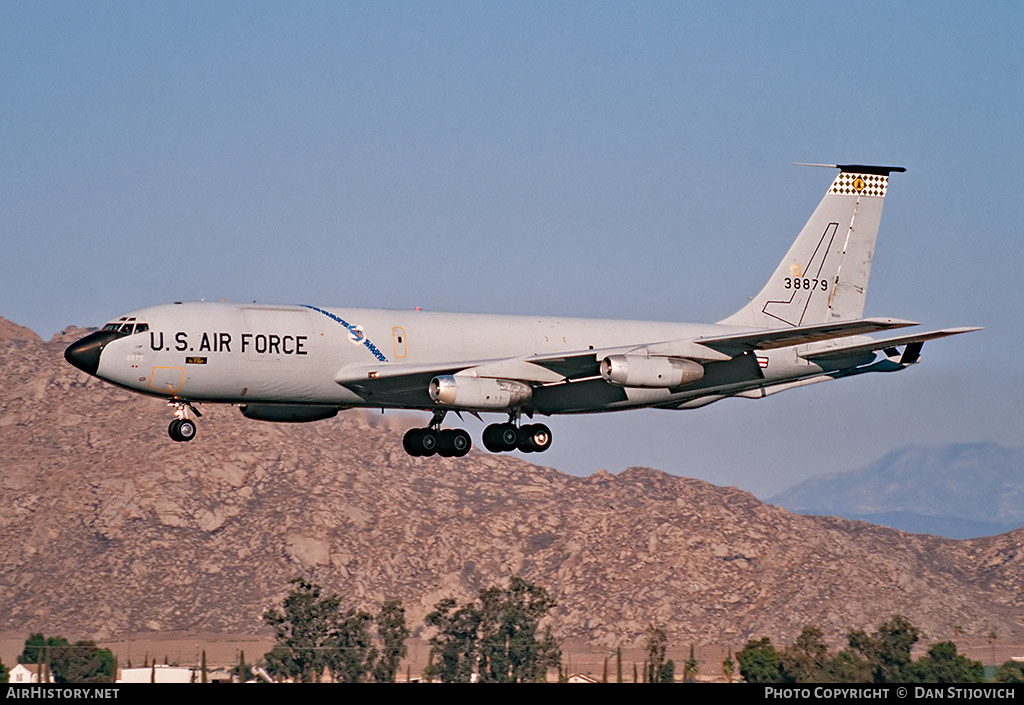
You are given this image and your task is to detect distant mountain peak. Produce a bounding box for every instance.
[770,442,1024,538]
[0,316,42,343]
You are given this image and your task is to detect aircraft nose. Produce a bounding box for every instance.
[64,330,124,376]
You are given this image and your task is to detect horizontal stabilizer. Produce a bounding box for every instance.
[795,163,907,176]
[699,318,917,353]
[798,327,981,361]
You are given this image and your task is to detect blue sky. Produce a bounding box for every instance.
[3,1,1021,497]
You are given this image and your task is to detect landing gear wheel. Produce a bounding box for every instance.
[526,423,551,452]
[482,424,499,452]
[483,423,511,452]
[483,423,524,453]
[168,418,197,442]
[177,418,197,442]
[403,428,439,457]
[403,428,420,456]
[517,423,552,453]
[499,423,519,449]
[517,424,537,453]
[438,428,472,458]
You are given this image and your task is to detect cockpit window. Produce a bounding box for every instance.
[102,322,148,335]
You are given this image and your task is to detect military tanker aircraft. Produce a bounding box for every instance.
[65,164,978,458]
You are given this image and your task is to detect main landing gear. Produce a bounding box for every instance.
[167,401,201,443]
[402,410,553,458]
[482,422,552,454]
[403,409,472,457]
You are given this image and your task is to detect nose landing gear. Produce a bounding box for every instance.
[167,401,201,442]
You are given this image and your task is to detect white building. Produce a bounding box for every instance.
[117,665,199,683]
[8,663,52,684]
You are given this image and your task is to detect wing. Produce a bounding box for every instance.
[334,354,610,406]
[798,326,982,364]
[715,327,982,403]
[332,317,938,406]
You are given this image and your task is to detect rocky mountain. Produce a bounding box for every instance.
[2,317,1023,648]
[770,444,1024,539]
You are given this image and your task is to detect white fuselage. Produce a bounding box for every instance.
[92,301,860,416]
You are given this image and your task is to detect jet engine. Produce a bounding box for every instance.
[599,355,705,388]
[240,404,341,422]
[428,375,532,409]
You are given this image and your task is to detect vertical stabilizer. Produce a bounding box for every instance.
[719,164,905,329]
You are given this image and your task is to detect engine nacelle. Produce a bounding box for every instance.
[599,355,705,388]
[240,404,341,423]
[429,375,533,410]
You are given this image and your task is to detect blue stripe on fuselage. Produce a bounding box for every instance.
[301,304,389,362]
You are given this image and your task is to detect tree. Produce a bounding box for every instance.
[233,650,254,683]
[423,649,434,682]
[644,624,669,683]
[17,634,113,683]
[325,608,377,682]
[738,637,786,683]
[425,598,482,682]
[683,644,698,682]
[616,646,623,683]
[823,648,873,683]
[909,641,983,683]
[18,633,68,665]
[263,577,391,683]
[722,647,735,683]
[50,641,115,684]
[263,578,342,682]
[847,615,920,683]
[477,578,560,682]
[994,660,1024,683]
[0,656,8,683]
[372,600,409,683]
[425,578,560,683]
[781,626,830,683]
